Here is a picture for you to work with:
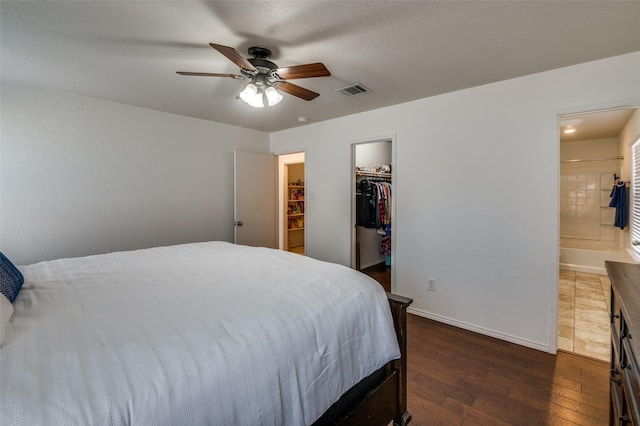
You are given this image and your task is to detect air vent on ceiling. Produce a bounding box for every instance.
[335,83,371,97]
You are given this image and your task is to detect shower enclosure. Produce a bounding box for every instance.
[559,164,623,274]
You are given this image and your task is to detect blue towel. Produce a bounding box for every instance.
[609,182,628,229]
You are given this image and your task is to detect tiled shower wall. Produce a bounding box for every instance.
[559,172,617,241]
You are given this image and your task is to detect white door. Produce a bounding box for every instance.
[234,151,277,248]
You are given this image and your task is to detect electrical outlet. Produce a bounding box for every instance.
[427,278,436,291]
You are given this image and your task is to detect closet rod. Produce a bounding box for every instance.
[561,156,623,163]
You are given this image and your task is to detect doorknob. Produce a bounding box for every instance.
[235,221,243,227]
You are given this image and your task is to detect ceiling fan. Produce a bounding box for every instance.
[177,43,331,108]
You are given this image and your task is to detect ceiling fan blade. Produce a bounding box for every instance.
[275,63,330,80]
[177,71,245,79]
[277,82,320,101]
[209,43,257,72]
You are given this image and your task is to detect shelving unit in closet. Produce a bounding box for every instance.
[285,163,304,254]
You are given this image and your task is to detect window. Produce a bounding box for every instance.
[631,137,640,254]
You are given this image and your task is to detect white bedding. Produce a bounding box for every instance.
[0,242,399,426]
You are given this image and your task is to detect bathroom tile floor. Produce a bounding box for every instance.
[558,270,610,362]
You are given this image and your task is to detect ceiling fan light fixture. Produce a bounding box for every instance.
[265,86,283,106]
[239,83,264,108]
[180,43,329,105]
[239,81,283,108]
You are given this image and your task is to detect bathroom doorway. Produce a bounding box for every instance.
[557,106,638,361]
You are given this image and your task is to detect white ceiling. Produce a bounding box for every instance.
[560,108,638,142]
[2,1,640,133]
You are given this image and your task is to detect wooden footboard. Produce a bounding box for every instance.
[313,292,413,426]
[387,292,413,426]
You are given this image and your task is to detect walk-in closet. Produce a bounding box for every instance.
[353,140,392,291]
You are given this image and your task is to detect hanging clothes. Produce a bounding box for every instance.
[355,179,393,256]
[380,225,391,257]
[609,181,628,230]
[372,181,392,255]
[356,180,377,228]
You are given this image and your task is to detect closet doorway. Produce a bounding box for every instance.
[352,139,394,292]
[278,152,305,255]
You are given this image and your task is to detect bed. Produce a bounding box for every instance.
[0,241,411,425]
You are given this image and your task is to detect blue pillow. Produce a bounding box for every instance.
[0,251,24,303]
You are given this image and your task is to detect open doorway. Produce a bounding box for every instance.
[278,152,305,255]
[557,106,639,361]
[352,139,393,292]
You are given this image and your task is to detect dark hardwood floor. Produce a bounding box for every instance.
[405,315,609,425]
[361,263,609,425]
[361,262,391,292]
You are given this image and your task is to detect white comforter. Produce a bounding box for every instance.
[0,242,399,426]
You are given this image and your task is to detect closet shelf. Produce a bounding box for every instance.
[356,170,391,178]
[288,199,304,202]
[288,227,304,231]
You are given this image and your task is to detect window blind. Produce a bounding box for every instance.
[631,138,640,254]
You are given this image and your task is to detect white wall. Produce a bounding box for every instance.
[355,142,391,169]
[619,108,640,252]
[270,52,640,352]
[561,138,619,164]
[619,108,640,182]
[0,83,269,264]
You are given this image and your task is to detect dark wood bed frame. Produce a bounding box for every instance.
[313,293,413,426]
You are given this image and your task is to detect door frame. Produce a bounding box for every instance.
[549,96,640,354]
[350,133,397,293]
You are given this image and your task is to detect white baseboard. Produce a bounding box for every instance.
[407,307,552,354]
[559,263,606,275]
